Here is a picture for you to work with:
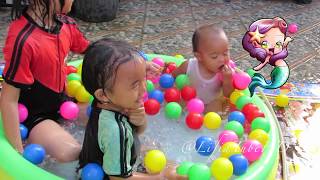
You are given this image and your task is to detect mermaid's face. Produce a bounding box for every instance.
[259,28,285,56]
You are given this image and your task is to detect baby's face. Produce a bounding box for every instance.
[196,32,230,73]
[109,57,146,109]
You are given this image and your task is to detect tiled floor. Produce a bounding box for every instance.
[0,0,319,84]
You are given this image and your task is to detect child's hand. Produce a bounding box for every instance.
[163,164,188,180]
[146,62,162,79]
[222,64,233,81]
[126,107,147,127]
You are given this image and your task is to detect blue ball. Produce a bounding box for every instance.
[228,111,245,125]
[19,124,28,141]
[229,154,249,176]
[82,163,105,180]
[138,50,148,61]
[148,90,164,104]
[86,105,92,117]
[195,136,215,156]
[159,74,175,89]
[23,144,46,165]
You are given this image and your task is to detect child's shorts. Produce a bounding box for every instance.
[19,81,73,136]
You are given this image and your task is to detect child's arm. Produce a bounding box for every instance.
[68,18,90,54]
[0,82,23,153]
[172,60,188,78]
[222,65,234,97]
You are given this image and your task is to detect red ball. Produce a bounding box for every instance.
[186,113,203,130]
[144,99,160,115]
[164,88,181,102]
[247,110,265,124]
[242,103,259,117]
[66,65,77,75]
[181,86,197,101]
[166,62,177,73]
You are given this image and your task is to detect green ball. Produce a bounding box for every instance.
[251,117,270,133]
[239,88,250,97]
[146,80,154,93]
[89,95,94,104]
[165,102,182,120]
[246,68,256,78]
[176,162,194,176]
[236,96,252,110]
[67,73,81,82]
[175,74,190,89]
[225,121,244,138]
[188,163,211,180]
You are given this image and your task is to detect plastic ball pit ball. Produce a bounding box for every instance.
[81,163,104,180]
[203,112,221,130]
[23,144,46,165]
[18,103,28,123]
[195,136,215,156]
[218,130,239,146]
[144,99,161,115]
[60,101,79,121]
[164,88,181,102]
[186,113,204,130]
[144,150,167,174]
[159,74,175,89]
[275,94,289,107]
[181,86,197,101]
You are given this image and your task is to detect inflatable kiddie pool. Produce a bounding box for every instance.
[0,54,280,180]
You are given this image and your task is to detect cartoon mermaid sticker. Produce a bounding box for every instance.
[242,17,296,96]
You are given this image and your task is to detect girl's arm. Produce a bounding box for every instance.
[0,82,23,153]
[222,65,234,97]
[172,60,188,78]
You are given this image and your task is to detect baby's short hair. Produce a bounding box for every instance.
[192,24,225,52]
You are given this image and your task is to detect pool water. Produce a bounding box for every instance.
[41,107,244,180]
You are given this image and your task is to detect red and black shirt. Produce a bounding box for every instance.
[3,12,89,92]
[2,12,89,122]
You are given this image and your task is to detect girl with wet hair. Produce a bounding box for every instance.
[0,0,89,161]
[79,38,186,180]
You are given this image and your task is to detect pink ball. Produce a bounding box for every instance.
[228,60,236,68]
[152,57,165,67]
[148,76,160,84]
[242,140,263,162]
[186,98,204,113]
[232,72,251,90]
[60,101,79,121]
[288,23,298,34]
[218,130,239,146]
[143,92,148,102]
[18,103,28,123]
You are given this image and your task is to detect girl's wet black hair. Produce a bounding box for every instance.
[11,0,58,28]
[81,38,141,98]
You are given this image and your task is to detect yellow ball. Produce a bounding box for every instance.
[211,157,233,180]
[144,150,167,174]
[174,54,184,59]
[77,63,82,76]
[289,163,300,173]
[249,129,269,146]
[66,80,82,97]
[275,94,289,107]
[75,86,91,103]
[204,112,221,130]
[220,142,242,158]
[230,91,244,104]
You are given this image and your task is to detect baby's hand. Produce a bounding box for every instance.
[127,107,147,127]
[146,61,162,79]
[222,64,233,81]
